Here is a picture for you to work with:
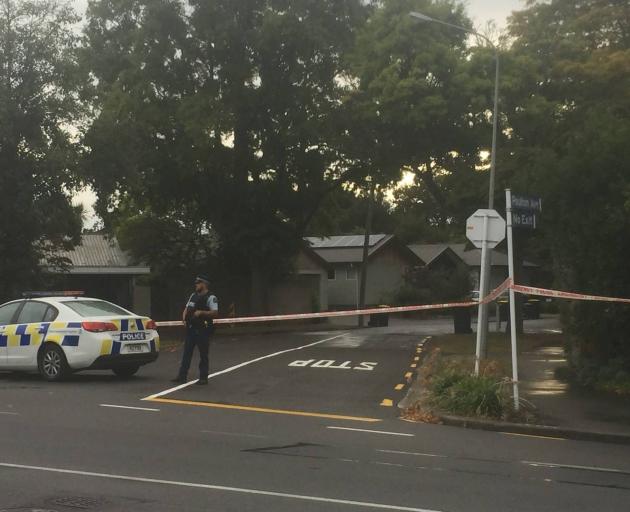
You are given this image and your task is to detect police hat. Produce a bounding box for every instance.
[195,274,210,286]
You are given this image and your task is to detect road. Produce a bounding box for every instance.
[1,323,629,512]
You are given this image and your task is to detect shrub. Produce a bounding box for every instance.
[429,366,511,419]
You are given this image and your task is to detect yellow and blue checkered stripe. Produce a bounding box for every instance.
[0,322,81,348]
[0,318,159,354]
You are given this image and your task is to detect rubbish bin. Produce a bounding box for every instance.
[368,306,389,327]
[453,307,472,334]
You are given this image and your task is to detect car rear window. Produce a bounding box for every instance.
[63,300,131,317]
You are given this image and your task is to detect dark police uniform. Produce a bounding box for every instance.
[176,291,219,381]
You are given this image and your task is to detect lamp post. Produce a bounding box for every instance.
[410,11,500,361]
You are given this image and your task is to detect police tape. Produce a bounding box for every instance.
[154,278,513,327]
[512,284,630,304]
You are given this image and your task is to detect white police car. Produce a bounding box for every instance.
[0,292,159,381]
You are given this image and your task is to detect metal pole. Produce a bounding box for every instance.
[408,12,501,363]
[474,213,490,376]
[488,51,499,209]
[478,49,500,355]
[506,189,520,411]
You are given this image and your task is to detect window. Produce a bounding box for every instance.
[346,266,357,280]
[327,268,336,280]
[43,306,59,322]
[0,302,21,325]
[63,300,131,317]
[17,301,52,324]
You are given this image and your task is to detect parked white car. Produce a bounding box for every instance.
[0,293,159,381]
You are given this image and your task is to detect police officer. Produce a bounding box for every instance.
[172,275,219,385]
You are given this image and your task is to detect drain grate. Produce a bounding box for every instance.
[51,497,101,510]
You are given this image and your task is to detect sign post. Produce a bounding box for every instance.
[505,190,520,411]
[505,191,542,411]
[466,209,506,376]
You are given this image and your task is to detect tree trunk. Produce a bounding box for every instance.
[249,261,268,316]
[358,182,375,327]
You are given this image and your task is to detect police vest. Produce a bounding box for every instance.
[186,292,214,330]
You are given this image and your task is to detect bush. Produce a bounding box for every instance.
[429,366,511,419]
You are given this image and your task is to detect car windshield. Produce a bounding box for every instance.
[62,300,131,317]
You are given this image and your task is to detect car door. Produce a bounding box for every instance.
[7,301,57,369]
[0,301,23,367]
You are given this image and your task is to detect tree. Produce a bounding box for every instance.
[342,0,493,237]
[501,0,630,382]
[81,0,368,313]
[0,0,82,300]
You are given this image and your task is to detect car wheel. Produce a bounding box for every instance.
[112,365,140,378]
[38,343,70,382]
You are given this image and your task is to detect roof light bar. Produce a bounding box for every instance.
[22,291,85,298]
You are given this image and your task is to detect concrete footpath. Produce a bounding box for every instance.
[400,317,630,443]
[520,344,630,436]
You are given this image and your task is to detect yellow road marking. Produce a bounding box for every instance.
[148,398,381,423]
[410,364,417,368]
[380,399,393,407]
[395,384,404,391]
[405,372,413,379]
[499,432,566,441]
[413,356,420,362]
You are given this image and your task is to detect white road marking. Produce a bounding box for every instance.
[523,460,630,475]
[499,432,565,441]
[327,427,415,437]
[372,462,405,468]
[0,462,443,512]
[99,404,160,412]
[201,430,267,439]
[143,333,348,400]
[0,412,19,416]
[377,450,447,459]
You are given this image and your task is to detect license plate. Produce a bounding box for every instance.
[121,332,146,341]
[126,343,147,353]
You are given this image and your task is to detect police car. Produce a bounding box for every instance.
[0,292,159,381]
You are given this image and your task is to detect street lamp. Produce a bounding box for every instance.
[410,11,501,369]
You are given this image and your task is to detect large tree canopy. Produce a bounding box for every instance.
[0,0,82,299]
[343,0,493,238]
[501,0,630,381]
[81,0,367,312]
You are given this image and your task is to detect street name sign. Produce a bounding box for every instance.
[512,211,537,229]
[511,194,542,212]
[511,193,542,230]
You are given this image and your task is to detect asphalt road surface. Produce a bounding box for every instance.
[1,326,630,512]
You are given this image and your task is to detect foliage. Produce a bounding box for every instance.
[80,0,368,313]
[501,0,630,380]
[343,0,494,237]
[0,0,82,300]
[429,363,511,419]
[392,263,471,305]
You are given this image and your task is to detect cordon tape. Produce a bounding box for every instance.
[154,280,630,328]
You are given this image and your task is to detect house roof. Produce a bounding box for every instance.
[306,234,422,265]
[47,234,151,275]
[408,244,454,266]
[305,234,388,249]
[409,243,537,268]
[305,234,392,264]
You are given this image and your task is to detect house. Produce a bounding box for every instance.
[45,234,151,316]
[305,234,422,308]
[268,245,330,314]
[408,243,537,291]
